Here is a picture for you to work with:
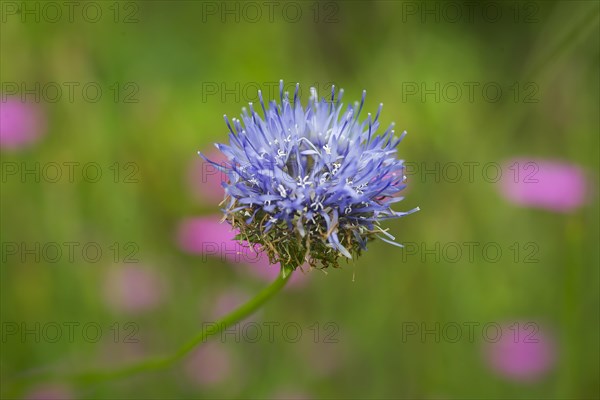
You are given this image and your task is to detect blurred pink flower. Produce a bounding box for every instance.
[177,216,309,288]
[499,159,588,212]
[484,321,557,382]
[177,216,238,256]
[103,265,164,313]
[24,384,74,400]
[0,98,46,150]
[184,342,233,386]
[187,149,227,204]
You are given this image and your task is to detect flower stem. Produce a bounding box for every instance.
[7,268,292,393]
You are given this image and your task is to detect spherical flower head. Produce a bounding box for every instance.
[200,81,418,272]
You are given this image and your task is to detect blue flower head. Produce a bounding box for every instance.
[200,81,418,272]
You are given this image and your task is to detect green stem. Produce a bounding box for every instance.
[7,268,292,393]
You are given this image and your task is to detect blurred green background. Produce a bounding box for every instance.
[1,1,599,399]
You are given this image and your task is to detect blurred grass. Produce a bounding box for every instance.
[1,1,599,399]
